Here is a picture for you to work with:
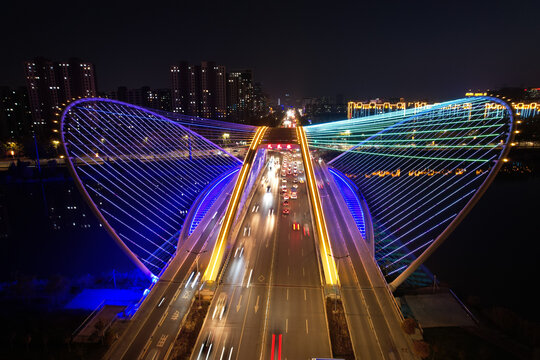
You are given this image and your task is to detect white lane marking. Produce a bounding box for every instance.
[191,272,200,288]
[286,288,289,301]
[158,297,166,307]
[205,344,212,360]
[247,269,253,288]
[303,267,305,277]
[306,319,309,334]
[219,346,225,360]
[236,294,243,312]
[286,318,288,333]
[228,347,233,360]
[197,343,204,360]
[304,289,307,301]
[185,271,194,288]
[254,295,260,313]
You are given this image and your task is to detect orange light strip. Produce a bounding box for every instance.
[296,126,339,285]
[203,126,267,282]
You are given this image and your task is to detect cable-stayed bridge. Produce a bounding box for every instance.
[59,96,514,359]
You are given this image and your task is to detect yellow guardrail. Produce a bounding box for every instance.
[203,126,267,282]
[296,126,339,285]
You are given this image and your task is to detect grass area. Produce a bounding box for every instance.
[169,299,210,360]
[423,327,522,360]
[325,296,354,360]
[0,306,110,360]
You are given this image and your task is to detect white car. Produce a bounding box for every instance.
[213,293,228,320]
[291,192,297,199]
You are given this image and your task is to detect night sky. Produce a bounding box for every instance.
[2,0,539,101]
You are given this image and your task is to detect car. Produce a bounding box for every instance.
[234,244,244,258]
[282,179,287,183]
[299,179,304,183]
[212,293,228,320]
[266,185,271,192]
[145,349,160,360]
[281,187,288,193]
[293,179,298,183]
[292,184,298,189]
[200,332,215,357]
[282,208,290,215]
[292,222,300,231]
[283,200,289,206]
[291,193,297,199]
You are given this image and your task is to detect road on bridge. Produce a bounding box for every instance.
[191,150,332,360]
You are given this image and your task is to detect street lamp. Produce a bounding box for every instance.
[187,249,207,308]
[328,253,349,312]
[222,133,230,145]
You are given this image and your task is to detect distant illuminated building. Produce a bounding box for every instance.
[347,100,429,119]
[227,70,253,123]
[24,57,96,136]
[170,61,227,120]
[0,86,33,142]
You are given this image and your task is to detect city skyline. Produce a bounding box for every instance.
[0,1,539,359]
[2,1,540,101]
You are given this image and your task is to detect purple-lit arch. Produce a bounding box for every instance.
[60,98,243,279]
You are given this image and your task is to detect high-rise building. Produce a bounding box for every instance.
[227,70,253,123]
[170,61,227,120]
[171,61,190,114]
[0,86,33,143]
[252,82,269,117]
[24,57,96,136]
[107,86,171,112]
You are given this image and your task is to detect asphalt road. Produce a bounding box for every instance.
[191,150,332,360]
[314,159,416,360]
[105,175,236,360]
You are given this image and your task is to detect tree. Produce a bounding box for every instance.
[401,318,419,335]
[412,340,431,359]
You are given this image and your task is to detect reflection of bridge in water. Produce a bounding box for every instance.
[59,96,514,359]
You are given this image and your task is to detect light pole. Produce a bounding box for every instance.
[328,253,349,312]
[187,249,207,308]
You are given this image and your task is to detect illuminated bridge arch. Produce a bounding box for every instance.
[60,98,256,279]
[305,97,515,290]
